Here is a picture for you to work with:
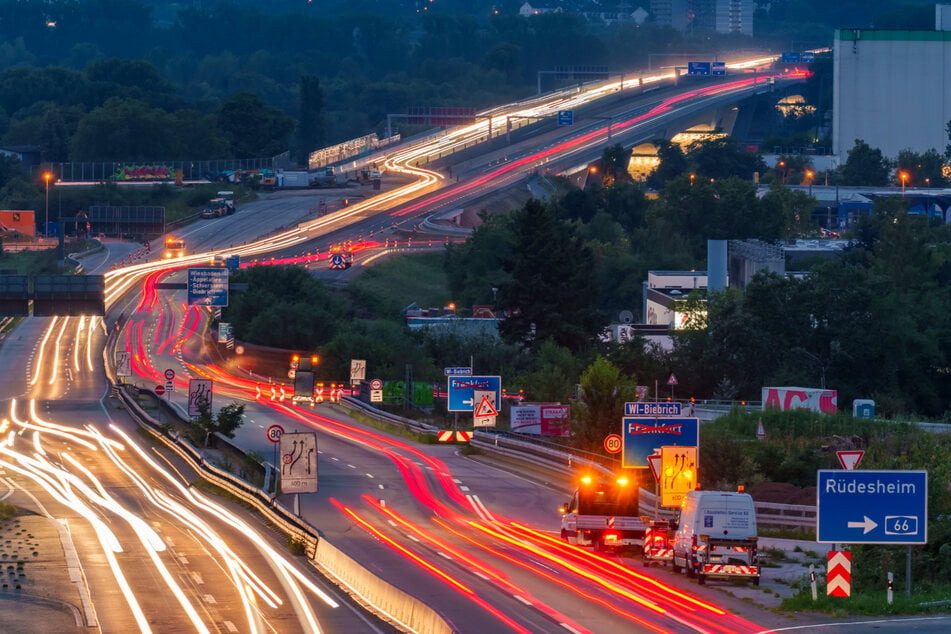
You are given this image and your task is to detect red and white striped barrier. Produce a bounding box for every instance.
[703,564,758,576]
[827,551,852,597]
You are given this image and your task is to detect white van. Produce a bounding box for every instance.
[672,490,760,585]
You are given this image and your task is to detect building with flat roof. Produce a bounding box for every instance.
[833,5,951,159]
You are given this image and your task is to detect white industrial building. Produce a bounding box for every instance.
[833,5,951,160]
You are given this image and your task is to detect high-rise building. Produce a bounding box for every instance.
[651,0,753,36]
[833,6,951,159]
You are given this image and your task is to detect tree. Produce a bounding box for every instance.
[69,97,174,161]
[498,199,603,352]
[217,92,295,159]
[685,136,766,181]
[646,139,687,189]
[294,75,324,167]
[895,148,947,188]
[572,356,633,451]
[840,139,890,186]
[192,401,246,447]
[599,144,630,187]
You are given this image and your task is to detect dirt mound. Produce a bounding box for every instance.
[748,482,816,506]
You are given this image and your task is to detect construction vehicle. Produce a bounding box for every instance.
[559,473,647,551]
[309,167,337,188]
[217,191,236,214]
[164,237,185,259]
[642,519,675,566]
[672,490,760,585]
[328,244,353,270]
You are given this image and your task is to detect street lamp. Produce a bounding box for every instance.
[899,171,908,196]
[805,170,814,196]
[43,171,51,238]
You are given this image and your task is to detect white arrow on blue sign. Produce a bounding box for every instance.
[447,375,500,412]
[816,470,928,545]
[622,417,698,469]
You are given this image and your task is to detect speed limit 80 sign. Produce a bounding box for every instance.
[604,434,622,454]
[266,424,285,443]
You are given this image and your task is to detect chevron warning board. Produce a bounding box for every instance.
[827,550,852,597]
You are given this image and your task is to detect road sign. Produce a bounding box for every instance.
[622,417,698,468]
[557,110,573,126]
[187,267,230,307]
[712,61,726,76]
[370,390,383,403]
[625,402,681,416]
[444,366,472,376]
[165,368,176,381]
[474,394,499,417]
[225,254,240,270]
[116,351,131,376]
[816,470,928,544]
[781,52,802,64]
[165,379,174,393]
[266,424,285,443]
[280,432,318,493]
[647,454,662,483]
[837,450,865,470]
[603,434,622,454]
[687,61,711,75]
[474,391,498,428]
[370,378,383,391]
[660,446,697,507]
[154,384,165,396]
[827,551,851,597]
[187,378,212,417]
[350,359,366,382]
[447,375,501,412]
[667,373,678,386]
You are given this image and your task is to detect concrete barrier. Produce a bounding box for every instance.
[314,539,453,634]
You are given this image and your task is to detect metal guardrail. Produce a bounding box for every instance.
[115,384,321,556]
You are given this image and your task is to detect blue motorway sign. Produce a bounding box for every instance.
[622,417,698,468]
[712,61,726,76]
[801,52,815,63]
[447,375,501,412]
[187,267,229,307]
[781,52,802,64]
[625,402,681,417]
[687,61,711,76]
[817,470,928,544]
[557,110,573,126]
[225,255,240,270]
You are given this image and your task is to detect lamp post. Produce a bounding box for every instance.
[899,171,908,196]
[43,171,52,238]
[806,170,814,197]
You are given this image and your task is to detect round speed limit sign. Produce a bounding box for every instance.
[603,434,623,454]
[266,424,285,443]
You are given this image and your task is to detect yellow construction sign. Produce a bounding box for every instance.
[660,445,697,507]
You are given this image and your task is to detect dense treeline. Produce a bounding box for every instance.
[0,0,929,170]
[221,138,951,422]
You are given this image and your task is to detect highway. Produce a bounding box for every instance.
[0,59,875,633]
[0,238,399,632]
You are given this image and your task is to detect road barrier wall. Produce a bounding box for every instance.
[314,539,453,634]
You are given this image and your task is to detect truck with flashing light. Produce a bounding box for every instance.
[671,490,760,585]
[559,473,647,551]
[164,236,185,259]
